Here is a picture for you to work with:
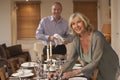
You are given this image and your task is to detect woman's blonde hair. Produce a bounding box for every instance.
[69,12,94,35]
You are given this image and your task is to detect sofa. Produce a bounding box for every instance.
[0,43,31,74]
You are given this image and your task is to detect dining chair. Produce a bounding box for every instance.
[9,58,20,73]
[0,66,7,80]
[91,68,98,80]
[0,58,12,80]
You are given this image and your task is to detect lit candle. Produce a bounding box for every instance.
[47,45,50,60]
[50,42,52,57]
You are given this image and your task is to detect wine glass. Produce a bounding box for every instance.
[33,64,41,79]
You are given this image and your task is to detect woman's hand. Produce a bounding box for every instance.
[62,69,81,80]
[48,72,58,80]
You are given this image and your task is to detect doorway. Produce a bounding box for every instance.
[73,1,98,29]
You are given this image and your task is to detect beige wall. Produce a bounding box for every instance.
[111,0,120,63]
[12,0,73,50]
[0,0,120,62]
[0,0,11,46]
[16,0,73,60]
[41,0,73,21]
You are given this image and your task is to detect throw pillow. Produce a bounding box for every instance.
[7,44,23,57]
[0,45,7,58]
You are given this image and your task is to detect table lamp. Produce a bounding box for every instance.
[101,24,111,44]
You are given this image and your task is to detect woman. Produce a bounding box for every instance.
[49,12,119,80]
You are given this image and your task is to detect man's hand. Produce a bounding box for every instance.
[48,36,58,42]
[62,38,68,44]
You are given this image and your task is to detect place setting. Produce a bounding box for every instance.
[10,68,34,80]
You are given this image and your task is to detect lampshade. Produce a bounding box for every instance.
[101,24,111,34]
[101,24,111,44]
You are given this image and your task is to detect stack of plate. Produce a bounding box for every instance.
[72,63,82,70]
[69,77,87,80]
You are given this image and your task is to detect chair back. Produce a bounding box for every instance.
[0,66,6,80]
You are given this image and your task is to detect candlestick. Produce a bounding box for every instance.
[47,45,50,60]
[50,42,52,57]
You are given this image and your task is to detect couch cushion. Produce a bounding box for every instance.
[0,43,10,59]
[0,45,7,58]
[7,44,23,57]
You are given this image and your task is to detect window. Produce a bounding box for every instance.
[16,1,40,39]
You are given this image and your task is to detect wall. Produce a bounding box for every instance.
[111,0,120,63]
[14,0,73,51]
[0,0,11,46]
[0,0,120,61]
[0,0,73,47]
[97,0,110,30]
[41,0,73,21]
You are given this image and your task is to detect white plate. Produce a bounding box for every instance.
[17,69,32,73]
[69,77,87,80]
[74,64,82,67]
[21,62,38,68]
[12,72,34,78]
[72,66,82,70]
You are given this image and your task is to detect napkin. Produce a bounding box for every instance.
[53,34,64,46]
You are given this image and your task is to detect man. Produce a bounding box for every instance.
[36,2,73,60]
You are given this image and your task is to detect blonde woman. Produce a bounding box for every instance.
[49,12,119,80]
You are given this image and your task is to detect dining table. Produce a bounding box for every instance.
[9,59,88,80]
